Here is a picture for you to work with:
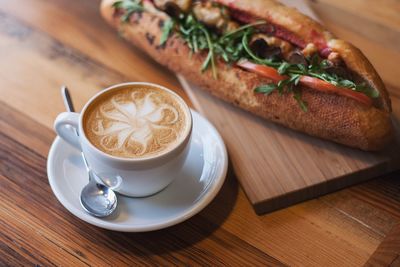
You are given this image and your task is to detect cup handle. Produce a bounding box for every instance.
[54,112,81,150]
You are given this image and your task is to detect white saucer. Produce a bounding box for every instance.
[47,111,228,232]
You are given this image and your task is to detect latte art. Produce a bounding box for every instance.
[94,92,178,152]
[84,86,188,158]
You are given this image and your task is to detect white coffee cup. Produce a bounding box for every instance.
[54,82,193,197]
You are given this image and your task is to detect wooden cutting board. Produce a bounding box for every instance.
[177,0,400,215]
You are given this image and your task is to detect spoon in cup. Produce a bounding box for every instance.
[61,86,117,217]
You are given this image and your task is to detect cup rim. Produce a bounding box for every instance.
[78,82,193,163]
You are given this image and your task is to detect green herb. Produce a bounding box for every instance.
[160,19,175,46]
[254,84,277,95]
[255,73,309,111]
[178,18,275,78]
[293,90,308,112]
[289,74,301,86]
[177,14,218,78]
[278,62,291,75]
[357,83,379,98]
[113,0,144,22]
[200,26,217,79]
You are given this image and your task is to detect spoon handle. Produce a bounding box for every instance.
[81,152,91,173]
[61,86,89,173]
[61,86,80,139]
[61,86,76,113]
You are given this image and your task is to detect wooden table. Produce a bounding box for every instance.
[1,0,399,265]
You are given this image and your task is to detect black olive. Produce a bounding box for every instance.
[250,39,282,60]
[288,51,308,66]
[249,39,267,56]
[164,2,182,18]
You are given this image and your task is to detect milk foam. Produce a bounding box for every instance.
[87,90,184,157]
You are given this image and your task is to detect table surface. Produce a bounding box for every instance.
[1,0,399,266]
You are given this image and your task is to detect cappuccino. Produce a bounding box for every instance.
[83,85,190,158]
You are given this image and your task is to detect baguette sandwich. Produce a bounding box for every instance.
[100,0,393,150]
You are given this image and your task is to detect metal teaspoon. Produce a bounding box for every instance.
[61,86,117,217]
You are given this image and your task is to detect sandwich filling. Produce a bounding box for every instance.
[112,0,380,111]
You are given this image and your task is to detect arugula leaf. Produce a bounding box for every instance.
[296,64,307,74]
[293,90,308,112]
[355,83,380,98]
[201,50,212,72]
[160,19,175,46]
[289,74,301,86]
[254,84,277,95]
[277,79,289,95]
[277,62,291,75]
[113,0,143,22]
[199,26,217,79]
[338,79,355,88]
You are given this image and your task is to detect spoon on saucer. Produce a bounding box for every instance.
[61,86,117,217]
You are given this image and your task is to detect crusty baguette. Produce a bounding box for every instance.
[100,0,393,151]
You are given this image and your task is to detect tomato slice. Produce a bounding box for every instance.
[236,60,372,107]
[236,60,287,82]
[299,76,373,106]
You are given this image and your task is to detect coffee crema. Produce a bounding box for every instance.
[83,85,189,158]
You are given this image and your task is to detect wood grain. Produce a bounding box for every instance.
[0,0,400,265]
[0,102,284,266]
[365,224,400,267]
[308,0,400,42]
[0,0,185,97]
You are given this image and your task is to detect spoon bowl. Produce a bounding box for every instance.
[80,175,117,217]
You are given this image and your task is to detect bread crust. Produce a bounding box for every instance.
[100,0,393,150]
